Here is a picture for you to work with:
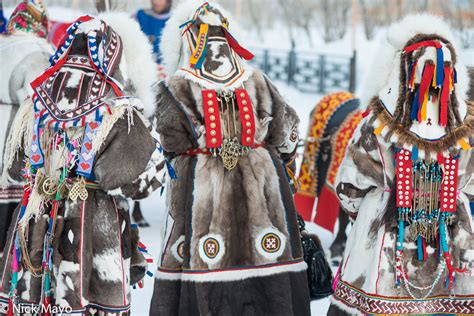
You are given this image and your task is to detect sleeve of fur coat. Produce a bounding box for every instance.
[154,82,199,155]
[94,110,168,199]
[335,118,387,215]
[262,75,299,163]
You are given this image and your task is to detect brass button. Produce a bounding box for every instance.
[210,130,216,136]
[246,129,252,134]
[242,100,247,105]
[240,92,245,98]
[210,122,216,129]
[246,122,251,127]
[243,107,249,112]
[245,137,251,143]
[207,92,213,98]
[211,138,217,144]
[244,114,250,120]
[208,107,215,113]
[208,100,213,106]
[210,115,216,121]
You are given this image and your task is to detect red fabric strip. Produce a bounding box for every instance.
[314,185,340,232]
[223,28,254,61]
[403,40,442,53]
[293,193,315,222]
[417,63,435,121]
[439,66,451,127]
[235,89,256,146]
[202,90,222,148]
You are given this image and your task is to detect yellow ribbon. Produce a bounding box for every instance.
[189,23,209,68]
[458,138,471,151]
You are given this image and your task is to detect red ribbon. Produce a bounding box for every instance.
[417,63,434,121]
[439,66,452,127]
[223,28,254,61]
[403,40,442,53]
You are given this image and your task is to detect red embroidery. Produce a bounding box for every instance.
[235,89,256,147]
[439,156,458,213]
[202,90,223,149]
[395,149,413,208]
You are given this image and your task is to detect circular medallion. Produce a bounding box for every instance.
[255,228,286,259]
[203,237,220,259]
[261,233,281,253]
[198,234,225,264]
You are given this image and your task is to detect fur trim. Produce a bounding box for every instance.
[361,14,470,106]
[369,96,474,153]
[155,260,307,282]
[387,14,456,50]
[98,12,158,118]
[160,0,243,79]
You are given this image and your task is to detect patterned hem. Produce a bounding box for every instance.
[0,186,23,201]
[333,280,474,314]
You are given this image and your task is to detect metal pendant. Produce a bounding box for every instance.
[42,177,58,196]
[220,137,241,171]
[69,177,88,201]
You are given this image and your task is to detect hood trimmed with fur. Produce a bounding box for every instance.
[98,12,158,118]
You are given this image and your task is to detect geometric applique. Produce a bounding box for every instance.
[198,233,225,265]
[255,227,286,260]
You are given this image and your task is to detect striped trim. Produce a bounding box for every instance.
[155,258,306,282]
[333,280,474,314]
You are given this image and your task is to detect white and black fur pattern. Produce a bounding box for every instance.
[331,14,474,315]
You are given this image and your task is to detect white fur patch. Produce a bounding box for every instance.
[254,227,286,260]
[92,249,124,282]
[198,233,225,265]
[155,259,307,282]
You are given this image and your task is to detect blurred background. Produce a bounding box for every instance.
[1,0,473,314]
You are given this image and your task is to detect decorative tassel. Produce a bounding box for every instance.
[417,236,424,261]
[415,63,434,122]
[439,66,452,127]
[222,28,254,61]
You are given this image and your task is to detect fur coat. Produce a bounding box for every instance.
[149,71,311,315]
[331,14,474,315]
[0,15,166,315]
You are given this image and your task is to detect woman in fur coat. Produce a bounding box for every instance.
[0,0,52,257]
[329,14,474,315]
[0,14,168,314]
[149,1,311,315]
